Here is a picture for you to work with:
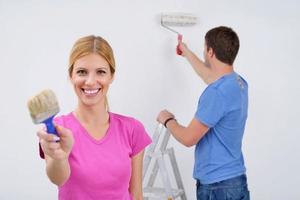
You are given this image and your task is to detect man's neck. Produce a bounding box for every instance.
[208,60,234,84]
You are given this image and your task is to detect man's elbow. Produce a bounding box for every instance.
[182,138,197,147]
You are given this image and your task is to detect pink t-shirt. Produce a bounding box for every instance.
[54,112,152,200]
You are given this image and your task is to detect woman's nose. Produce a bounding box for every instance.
[85,74,96,85]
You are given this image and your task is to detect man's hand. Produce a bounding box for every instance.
[178,42,190,57]
[156,110,175,126]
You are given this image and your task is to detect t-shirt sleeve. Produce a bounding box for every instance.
[130,119,152,157]
[195,87,225,128]
[54,115,64,126]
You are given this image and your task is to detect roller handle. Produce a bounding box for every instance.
[176,34,183,55]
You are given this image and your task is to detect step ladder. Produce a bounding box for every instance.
[143,123,187,200]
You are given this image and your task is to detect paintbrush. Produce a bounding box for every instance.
[27,89,60,158]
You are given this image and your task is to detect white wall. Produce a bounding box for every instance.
[0,0,299,199]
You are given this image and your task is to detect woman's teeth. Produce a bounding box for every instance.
[83,89,100,94]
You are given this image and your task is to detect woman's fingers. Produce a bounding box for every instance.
[47,142,60,150]
[37,130,60,142]
[37,125,73,160]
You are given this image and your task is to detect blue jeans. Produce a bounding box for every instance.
[196,174,250,200]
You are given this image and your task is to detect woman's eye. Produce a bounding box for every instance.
[97,70,106,74]
[76,70,87,75]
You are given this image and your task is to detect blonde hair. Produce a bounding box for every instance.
[68,35,115,110]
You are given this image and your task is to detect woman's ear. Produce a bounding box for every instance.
[109,74,115,84]
[68,74,74,84]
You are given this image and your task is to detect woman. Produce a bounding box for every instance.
[37,35,152,200]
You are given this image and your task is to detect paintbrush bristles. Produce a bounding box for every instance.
[27,89,60,124]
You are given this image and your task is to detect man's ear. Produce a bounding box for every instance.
[208,47,214,57]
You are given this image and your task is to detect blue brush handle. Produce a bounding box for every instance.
[43,115,58,136]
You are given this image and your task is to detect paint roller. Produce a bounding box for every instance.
[161,12,197,55]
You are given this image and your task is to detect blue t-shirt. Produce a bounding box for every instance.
[194,72,248,184]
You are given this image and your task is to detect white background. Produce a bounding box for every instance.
[0,0,299,199]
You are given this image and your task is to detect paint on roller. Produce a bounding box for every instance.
[161,12,197,30]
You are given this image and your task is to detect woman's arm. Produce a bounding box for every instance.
[129,150,145,200]
[37,125,74,186]
[45,156,70,186]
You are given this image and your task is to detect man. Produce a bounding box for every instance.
[157,26,250,200]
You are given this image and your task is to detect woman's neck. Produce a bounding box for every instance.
[74,104,109,126]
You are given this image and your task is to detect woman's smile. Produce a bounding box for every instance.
[81,88,101,97]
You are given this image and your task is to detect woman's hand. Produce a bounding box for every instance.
[37,124,74,160]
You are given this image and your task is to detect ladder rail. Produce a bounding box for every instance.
[143,123,187,200]
[143,124,164,178]
[168,148,187,200]
[145,127,171,187]
[157,150,173,199]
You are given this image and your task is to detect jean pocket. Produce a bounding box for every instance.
[241,190,250,200]
[196,185,211,200]
[197,190,210,200]
[226,187,250,200]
